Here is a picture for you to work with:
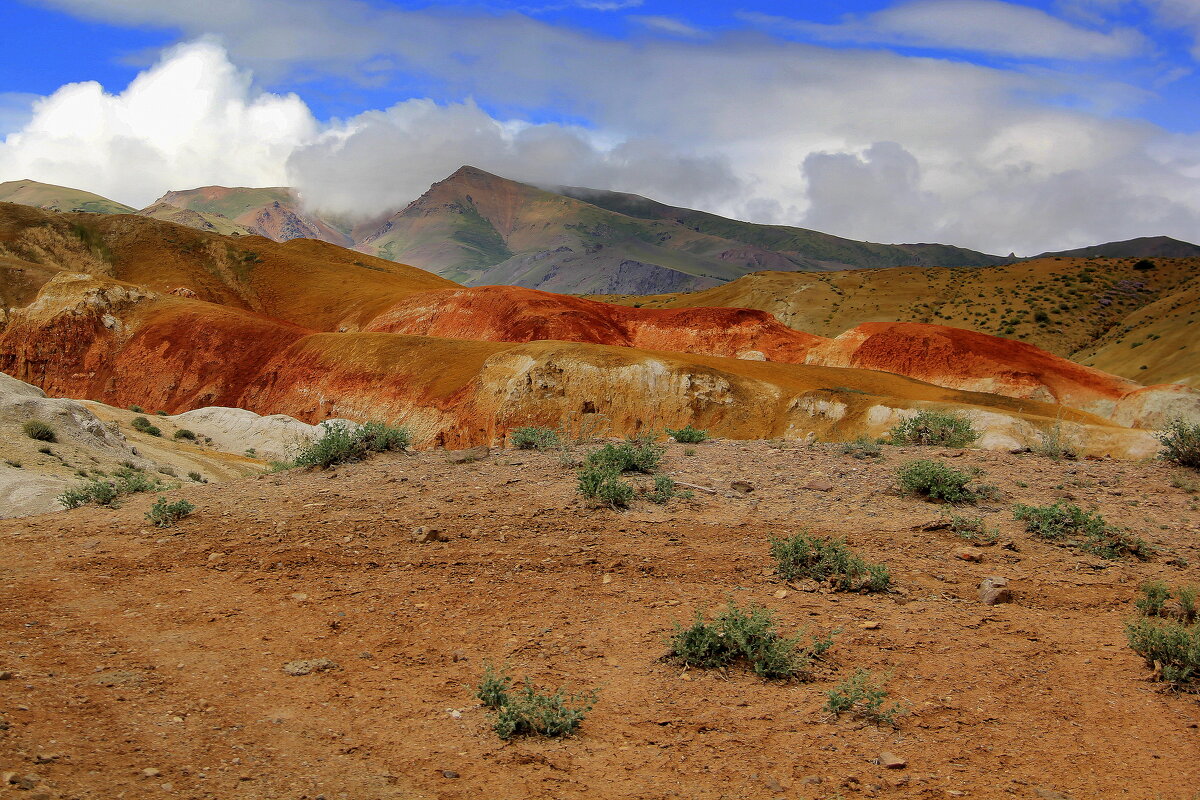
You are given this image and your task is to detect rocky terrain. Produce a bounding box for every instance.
[1,439,1197,798]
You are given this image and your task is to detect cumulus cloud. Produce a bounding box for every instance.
[8,2,1200,254]
[746,0,1145,60]
[0,40,317,207]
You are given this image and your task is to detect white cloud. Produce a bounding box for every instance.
[629,16,706,38]
[746,0,1146,60]
[0,40,317,207]
[7,3,1200,254]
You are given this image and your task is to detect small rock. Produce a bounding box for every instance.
[773,589,788,599]
[32,755,58,765]
[798,775,823,785]
[451,650,468,662]
[290,592,309,602]
[281,658,338,676]
[763,775,784,792]
[788,579,821,593]
[803,478,834,492]
[141,768,162,778]
[730,480,754,494]
[446,446,490,464]
[859,621,881,630]
[442,770,460,779]
[412,526,448,544]
[0,670,13,680]
[953,547,984,563]
[878,752,907,769]
[979,576,1012,605]
[13,774,40,790]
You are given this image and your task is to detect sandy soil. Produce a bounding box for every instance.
[1,441,1198,799]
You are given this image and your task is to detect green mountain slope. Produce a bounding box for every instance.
[0,180,135,215]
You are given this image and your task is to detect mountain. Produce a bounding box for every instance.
[356,166,1011,293]
[0,179,136,215]
[1036,236,1200,259]
[152,186,355,246]
[137,201,257,237]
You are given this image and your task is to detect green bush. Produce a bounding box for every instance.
[173,428,197,441]
[1033,422,1079,461]
[22,420,56,442]
[146,497,195,528]
[889,410,977,447]
[57,466,164,509]
[770,531,890,592]
[668,602,836,680]
[577,464,634,509]
[585,438,664,474]
[475,663,595,740]
[896,459,980,504]
[1125,617,1200,689]
[291,421,411,469]
[1013,502,1151,560]
[1158,419,1200,469]
[187,471,203,482]
[510,426,561,450]
[646,474,690,504]
[130,416,162,437]
[1136,580,1172,617]
[666,425,708,444]
[128,404,144,413]
[839,437,882,459]
[944,511,999,544]
[824,669,906,726]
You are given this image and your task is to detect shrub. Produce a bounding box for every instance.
[1125,617,1200,689]
[824,669,906,726]
[646,474,691,504]
[770,531,890,592]
[1033,422,1079,461]
[128,405,144,413]
[1159,420,1200,469]
[1136,581,1172,617]
[666,425,708,444]
[840,437,882,459]
[22,420,56,442]
[155,410,168,416]
[173,429,197,441]
[668,602,836,680]
[577,464,634,509]
[146,497,195,528]
[1133,258,1156,271]
[475,663,595,740]
[57,467,163,509]
[291,421,411,469]
[510,426,561,450]
[585,438,664,474]
[896,459,980,504]
[187,471,203,482]
[889,410,977,447]
[37,446,53,455]
[130,416,162,437]
[1013,502,1151,560]
[944,511,999,544]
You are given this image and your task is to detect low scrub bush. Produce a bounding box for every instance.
[291,421,411,469]
[146,497,195,528]
[57,466,165,509]
[668,602,836,680]
[585,437,664,474]
[577,463,635,509]
[770,531,891,592]
[666,425,708,444]
[646,474,691,504]
[944,511,999,544]
[130,416,162,437]
[1127,583,1200,690]
[173,428,197,441]
[1135,581,1198,625]
[475,663,596,740]
[889,410,977,447]
[824,669,906,726]
[1158,419,1200,469]
[1033,422,1079,461]
[510,426,561,450]
[22,420,56,442]
[896,459,983,504]
[1013,502,1152,560]
[839,437,882,459]
[127,404,144,413]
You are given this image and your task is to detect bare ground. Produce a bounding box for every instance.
[1,441,1198,800]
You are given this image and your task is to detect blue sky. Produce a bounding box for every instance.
[1,0,1199,253]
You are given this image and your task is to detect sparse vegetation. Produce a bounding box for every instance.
[291,421,412,469]
[130,416,162,437]
[770,531,891,592]
[824,669,906,726]
[145,497,195,528]
[1013,502,1152,560]
[585,437,664,474]
[1126,582,1200,691]
[173,428,197,441]
[57,466,166,509]
[475,662,596,740]
[839,436,883,459]
[668,602,836,680]
[576,436,676,509]
[577,462,635,509]
[889,410,977,447]
[128,405,144,413]
[1158,419,1200,469]
[510,426,561,450]
[666,424,708,444]
[896,459,984,504]
[944,510,1000,544]
[1033,421,1079,461]
[22,419,56,442]
[187,471,204,483]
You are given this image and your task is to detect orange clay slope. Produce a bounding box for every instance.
[359,285,1198,428]
[0,274,1158,457]
[0,201,454,330]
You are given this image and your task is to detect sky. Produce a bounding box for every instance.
[1,0,1199,255]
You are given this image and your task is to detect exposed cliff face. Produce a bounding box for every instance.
[0,275,1159,458]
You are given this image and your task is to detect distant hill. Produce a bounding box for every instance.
[138,201,256,237]
[1036,236,1200,259]
[0,179,136,215]
[153,186,355,247]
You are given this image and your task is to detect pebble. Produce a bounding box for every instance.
[442,770,460,779]
[878,752,907,769]
[953,547,984,562]
[141,768,162,778]
[281,658,339,676]
[979,576,1013,605]
[412,526,448,543]
[730,480,755,494]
